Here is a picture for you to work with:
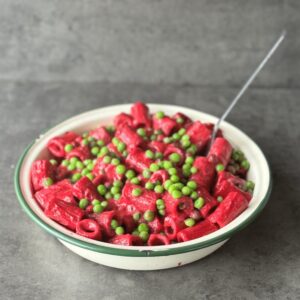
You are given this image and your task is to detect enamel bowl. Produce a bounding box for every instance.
[14,104,272,270]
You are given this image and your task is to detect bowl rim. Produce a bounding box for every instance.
[14,104,272,257]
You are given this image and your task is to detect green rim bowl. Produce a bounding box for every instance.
[14,104,272,270]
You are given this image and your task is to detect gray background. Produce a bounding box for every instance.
[1,1,299,299]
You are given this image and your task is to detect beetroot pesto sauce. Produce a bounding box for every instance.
[30,102,255,246]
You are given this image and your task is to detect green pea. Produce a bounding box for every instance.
[181,140,191,148]
[64,144,73,152]
[155,152,163,159]
[91,146,100,155]
[101,200,108,208]
[145,150,155,159]
[185,156,194,165]
[183,170,191,178]
[97,184,106,195]
[169,153,181,163]
[143,169,151,179]
[49,159,57,166]
[137,128,146,137]
[93,204,103,213]
[150,134,156,141]
[143,210,155,222]
[246,180,255,191]
[111,219,119,229]
[114,193,121,200]
[130,177,140,185]
[178,128,186,136]
[122,150,128,157]
[133,212,141,221]
[187,144,197,155]
[71,173,82,182]
[81,168,90,176]
[217,196,223,202]
[181,134,190,141]
[113,180,123,187]
[157,205,164,211]
[233,150,245,162]
[97,139,105,147]
[103,155,111,164]
[150,163,159,172]
[194,197,205,209]
[81,138,88,146]
[170,175,180,183]
[145,181,155,190]
[92,199,101,206]
[162,160,172,170]
[139,231,149,242]
[115,226,125,235]
[132,188,142,197]
[174,183,184,190]
[232,151,239,161]
[154,185,164,194]
[163,137,172,144]
[112,137,120,146]
[168,184,178,193]
[105,192,112,200]
[67,163,76,171]
[84,159,92,166]
[116,164,126,174]
[172,133,180,141]
[158,209,165,216]
[117,142,126,152]
[156,199,165,208]
[111,158,121,166]
[82,132,88,138]
[156,111,165,119]
[138,223,149,232]
[106,125,116,133]
[164,179,172,190]
[111,186,120,195]
[172,190,182,199]
[79,198,89,209]
[76,161,84,170]
[190,191,198,200]
[42,177,53,187]
[168,168,177,176]
[184,218,195,227]
[187,180,197,190]
[87,163,94,171]
[216,164,225,172]
[182,163,191,171]
[88,136,95,143]
[176,117,184,124]
[99,146,109,156]
[86,173,94,181]
[61,159,69,167]
[172,183,181,191]
[70,156,78,165]
[125,169,135,179]
[182,186,191,196]
[241,160,250,170]
[190,167,198,174]
[132,230,139,236]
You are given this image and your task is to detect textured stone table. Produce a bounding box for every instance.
[1,1,300,300]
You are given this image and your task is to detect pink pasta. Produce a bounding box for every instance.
[30,102,255,245]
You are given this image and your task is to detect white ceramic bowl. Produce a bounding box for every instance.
[15,104,272,270]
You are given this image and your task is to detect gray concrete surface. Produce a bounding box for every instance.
[0,1,300,300]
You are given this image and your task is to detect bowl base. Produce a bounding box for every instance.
[59,239,228,271]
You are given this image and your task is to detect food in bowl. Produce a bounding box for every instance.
[30,102,255,246]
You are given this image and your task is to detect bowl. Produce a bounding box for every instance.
[14,104,272,270]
